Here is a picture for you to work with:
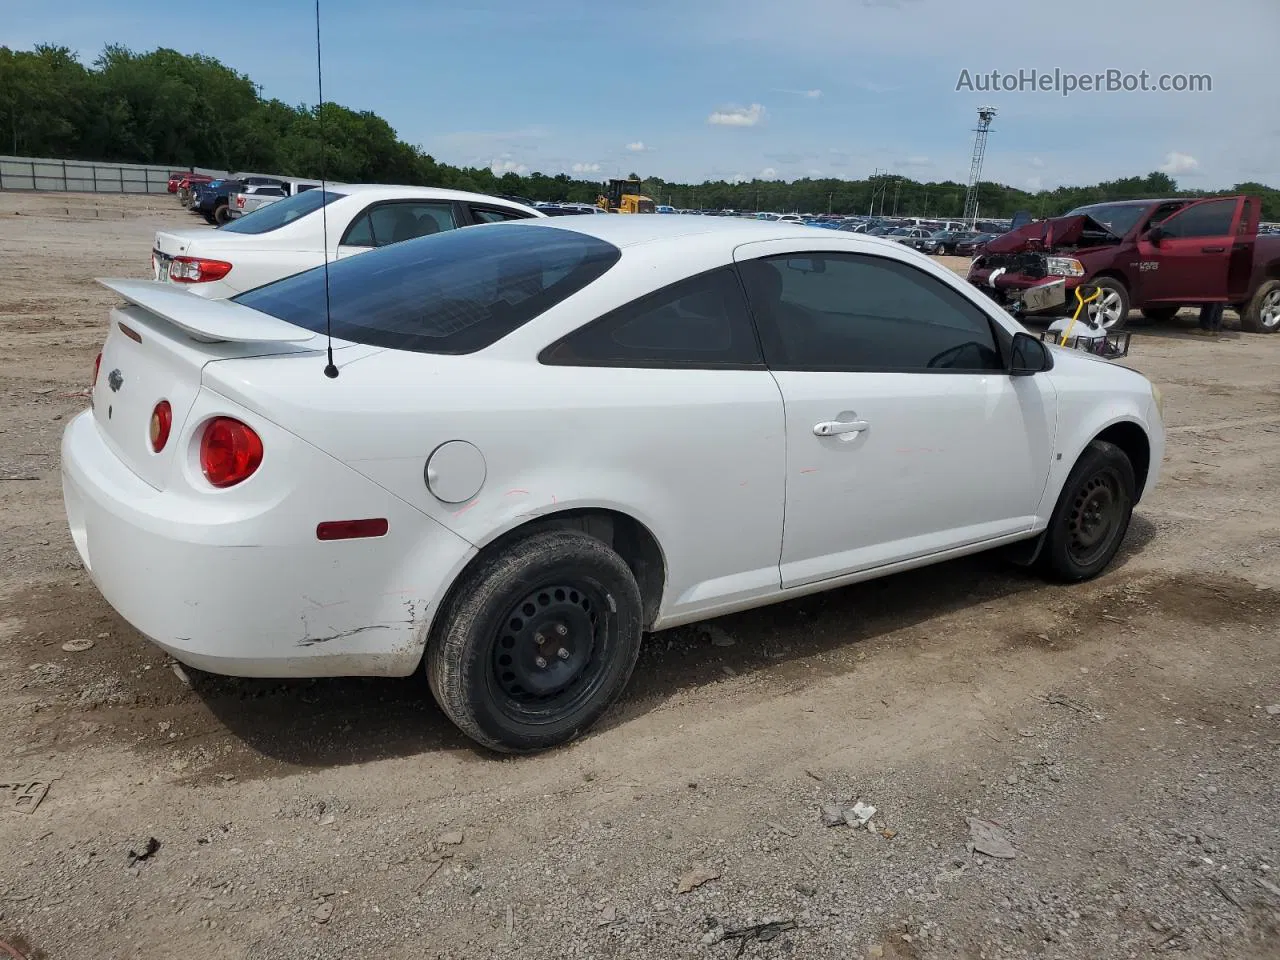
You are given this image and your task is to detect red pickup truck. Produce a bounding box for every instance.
[967,195,1280,334]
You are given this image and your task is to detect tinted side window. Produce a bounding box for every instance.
[343,213,374,246]
[739,253,1001,372]
[1161,199,1235,238]
[542,268,762,367]
[365,201,458,246]
[471,205,534,223]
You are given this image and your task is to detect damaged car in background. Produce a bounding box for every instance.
[967,195,1280,333]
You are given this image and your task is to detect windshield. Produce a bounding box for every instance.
[234,222,621,354]
[219,189,345,235]
[1062,203,1149,237]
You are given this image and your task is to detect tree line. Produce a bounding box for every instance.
[3,43,1277,220]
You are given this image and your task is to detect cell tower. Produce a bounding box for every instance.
[962,105,997,228]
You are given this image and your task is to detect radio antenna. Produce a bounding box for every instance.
[315,0,338,378]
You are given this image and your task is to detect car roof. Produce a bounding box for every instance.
[507,212,917,251]
[322,185,542,211]
[328,183,537,205]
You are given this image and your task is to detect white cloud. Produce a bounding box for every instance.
[1028,156,1046,169]
[708,103,767,127]
[804,89,822,99]
[760,167,778,179]
[571,162,601,174]
[773,88,823,99]
[1160,151,1200,175]
[489,158,529,176]
[855,80,895,95]
[1026,176,1044,191]
[897,156,932,167]
[625,141,648,152]
[806,169,823,178]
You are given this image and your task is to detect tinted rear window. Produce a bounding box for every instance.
[219,188,344,235]
[233,222,621,354]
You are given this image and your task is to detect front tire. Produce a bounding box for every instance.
[1086,277,1131,331]
[427,530,644,753]
[1039,440,1135,583]
[1241,280,1280,334]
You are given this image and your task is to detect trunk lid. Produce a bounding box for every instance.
[90,279,321,491]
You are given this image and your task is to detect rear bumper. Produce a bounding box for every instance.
[61,408,475,678]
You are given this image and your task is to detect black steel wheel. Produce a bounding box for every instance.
[489,582,610,711]
[1039,439,1136,582]
[427,529,644,753]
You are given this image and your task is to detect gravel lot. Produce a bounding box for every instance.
[2,192,1279,960]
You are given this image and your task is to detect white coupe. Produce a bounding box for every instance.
[64,216,1164,752]
[151,184,544,298]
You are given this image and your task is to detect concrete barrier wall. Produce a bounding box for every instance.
[0,156,228,194]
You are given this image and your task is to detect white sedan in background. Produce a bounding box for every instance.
[151,184,544,298]
[65,216,1163,753]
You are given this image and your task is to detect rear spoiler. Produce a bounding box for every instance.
[97,278,316,344]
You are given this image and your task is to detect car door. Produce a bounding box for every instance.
[336,200,460,259]
[1135,197,1245,303]
[539,267,786,622]
[734,240,1057,589]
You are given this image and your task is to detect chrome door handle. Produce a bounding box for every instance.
[813,419,869,437]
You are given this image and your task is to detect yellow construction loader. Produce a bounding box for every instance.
[596,178,656,214]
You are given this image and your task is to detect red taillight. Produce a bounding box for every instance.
[316,518,390,541]
[92,352,102,388]
[169,256,233,284]
[200,417,263,488]
[149,400,172,452]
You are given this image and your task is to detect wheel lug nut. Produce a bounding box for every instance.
[555,623,568,637]
[557,647,570,660]
[535,656,548,669]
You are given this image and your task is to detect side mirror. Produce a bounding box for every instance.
[1147,224,1164,245]
[1009,331,1051,376]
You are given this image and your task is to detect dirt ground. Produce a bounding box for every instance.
[2,192,1279,960]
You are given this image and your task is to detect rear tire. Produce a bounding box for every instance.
[1240,280,1280,334]
[1139,305,1180,323]
[427,530,644,753]
[1039,440,1135,583]
[213,203,231,226]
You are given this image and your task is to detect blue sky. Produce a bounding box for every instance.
[6,0,1277,190]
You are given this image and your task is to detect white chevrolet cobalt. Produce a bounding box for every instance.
[63,216,1164,752]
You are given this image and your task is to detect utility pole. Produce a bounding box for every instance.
[963,106,997,229]
[892,179,901,216]
[828,192,833,214]
[868,168,879,216]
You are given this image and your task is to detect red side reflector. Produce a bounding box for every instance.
[316,518,389,541]
[118,321,142,343]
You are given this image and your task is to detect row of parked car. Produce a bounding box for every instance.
[168,171,326,225]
